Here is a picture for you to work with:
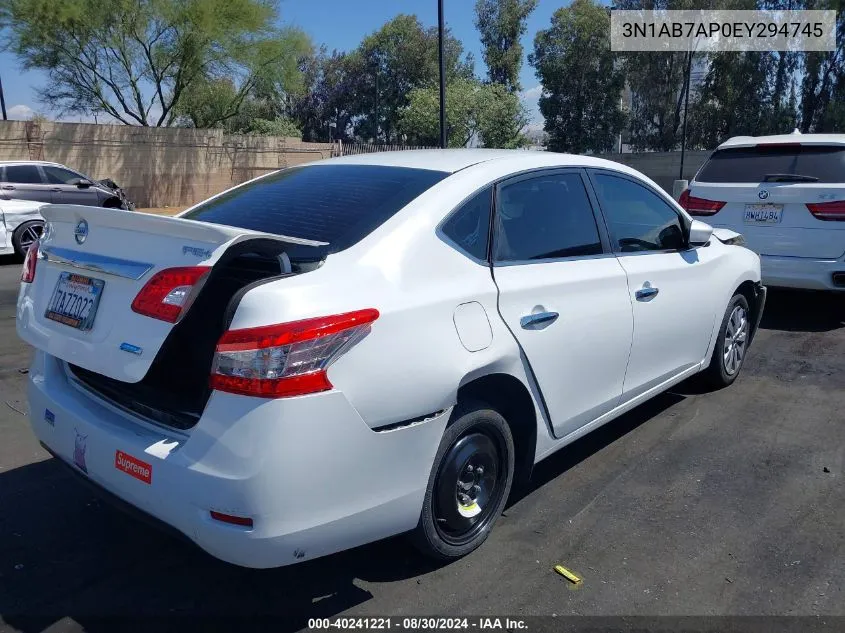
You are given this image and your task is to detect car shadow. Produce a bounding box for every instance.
[0,392,688,633]
[759,288,844,333]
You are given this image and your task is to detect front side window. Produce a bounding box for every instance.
[494,172,603,262]
[43,166,85,185]
[4,165,43,184]
[591,173,686,253]
[441,187,492,261]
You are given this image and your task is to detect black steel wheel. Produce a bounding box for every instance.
[411,400,514,560]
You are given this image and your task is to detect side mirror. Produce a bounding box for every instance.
[76,179,92,188]
[688,219,714,247]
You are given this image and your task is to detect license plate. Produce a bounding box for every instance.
[744,204,783,224]
[45,272,105,331]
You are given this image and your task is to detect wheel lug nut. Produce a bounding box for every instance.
[466,464,473,472]
[476,466,484,476]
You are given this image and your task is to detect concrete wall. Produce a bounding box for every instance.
[0,120,712,206]
[595,150,712,194]
[0,120,334,208]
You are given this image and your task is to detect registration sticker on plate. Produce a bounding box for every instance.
[744,204,783,224]
[45,272,105,331]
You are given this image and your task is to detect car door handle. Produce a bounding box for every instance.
[520,311,559,328]
[635,287,660,300]
[51,188,62,192]
[1,185,14,190]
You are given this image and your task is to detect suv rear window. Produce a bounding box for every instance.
[183,164,449,257]
[696,145,845,184]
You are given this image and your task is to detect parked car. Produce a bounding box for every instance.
[0,161,135,210]
[0,194,48,256]
[680,131,845,291]
[17,149,766,568]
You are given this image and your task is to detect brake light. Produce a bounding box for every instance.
[131,266,209,323]
[21,241,38,283]
[210,511,253,528]
[210,308,379,398]
[679,189,726,216]
[806,200,845,221]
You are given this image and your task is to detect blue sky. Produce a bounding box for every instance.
[0,0,562,126]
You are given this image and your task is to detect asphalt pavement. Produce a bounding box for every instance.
[0,254,843,633]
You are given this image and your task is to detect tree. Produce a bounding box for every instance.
[530,0,626,153]
[688,52,776,148]
[357,14,474,142]
[474,0,538,92]
[289,48,365,142]
[3,0,311,126]
[398,78,527,148]
[799,0,845,132]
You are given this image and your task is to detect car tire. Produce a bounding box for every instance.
[700,293,751,389]
[12,220,44,258]
[410,400,515,561]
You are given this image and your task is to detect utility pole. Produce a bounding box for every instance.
[374,60,379,143]
[679,50,693,180]
[438,0,447,149]
[0,75,7,121]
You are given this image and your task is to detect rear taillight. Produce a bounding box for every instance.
[679,189,726,216]
[806,200,845,221]
[131,266,209,323]
[210,308,379,398]
[21,241,38,283]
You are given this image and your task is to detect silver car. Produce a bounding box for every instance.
[0,161,134,210]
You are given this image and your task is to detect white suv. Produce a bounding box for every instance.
[681,132,845,291]
[17,150,765,568]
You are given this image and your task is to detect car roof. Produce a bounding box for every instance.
[0,160,69,167]
[312,148,641,175]
[717,131,845,150]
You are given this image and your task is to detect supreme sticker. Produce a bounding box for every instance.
[115,450,152,484]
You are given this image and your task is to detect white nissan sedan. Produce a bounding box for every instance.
[17,150,765,568]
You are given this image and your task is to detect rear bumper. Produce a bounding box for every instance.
[27,350,449,568]
[760,254,845,291]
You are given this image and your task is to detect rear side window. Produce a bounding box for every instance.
[183,165,448,256]
[494,172,603,262]
[441,187,492,261]
[4,165,44,184]
[697,145,845,184]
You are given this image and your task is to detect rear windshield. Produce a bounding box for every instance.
[183,164,449,258]
[696,145,845,184]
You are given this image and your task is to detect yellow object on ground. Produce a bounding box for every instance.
[554,564,582,584]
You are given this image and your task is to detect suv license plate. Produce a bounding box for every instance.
[744,204,783,224]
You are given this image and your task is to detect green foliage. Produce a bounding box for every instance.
[3,0,311,126]
[242,117,301,137]
[530,0,626,153]
[398,78,527,148]
[474,0,538,92]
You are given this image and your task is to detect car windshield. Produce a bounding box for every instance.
[696,145,845,184]
[182,164,449,259]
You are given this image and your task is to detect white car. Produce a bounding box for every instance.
[17,150,766,568]
[0,194,48,256]
[680,131,845,291]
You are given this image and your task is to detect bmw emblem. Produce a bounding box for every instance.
[74,219,88,245]
[758,190,770,200]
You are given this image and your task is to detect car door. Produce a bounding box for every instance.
[41,165,101,205]
[0,164,54,203]
[492,169,634,439]
[588,169,718,401]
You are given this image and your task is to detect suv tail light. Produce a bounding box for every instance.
[806,200,845,221]
[210,309,379,398]
[131,266,209,323]
[679,189,726,216]
[21,241,39,283]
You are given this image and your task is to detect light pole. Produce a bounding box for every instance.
[0,75,7,121]
[438,0,447,148]
[679,50,693,180]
